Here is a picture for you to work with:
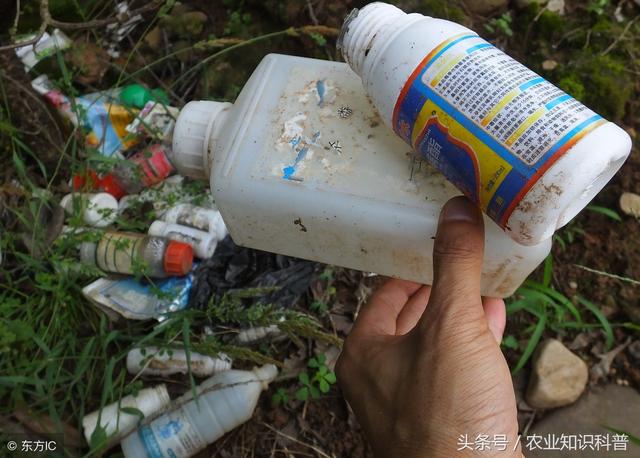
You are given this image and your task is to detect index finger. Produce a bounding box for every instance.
[351,278,422,337]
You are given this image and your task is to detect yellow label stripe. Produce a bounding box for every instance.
[430,54,466,87]
[481,88,520,127]
[506,107,546,146]
[411,102,439,147]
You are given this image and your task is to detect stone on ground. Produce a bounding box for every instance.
[620,192,640,218]
[526,339,588,409]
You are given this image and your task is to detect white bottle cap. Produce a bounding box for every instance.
[149,220,217,259]
[86,193,118,227]
[61,193,118,227]
[171,101,232,180]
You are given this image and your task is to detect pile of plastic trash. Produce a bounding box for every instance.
[11,27,316,457]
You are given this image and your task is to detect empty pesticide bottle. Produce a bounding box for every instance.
[148,221,217,259]
[170,54,551,297]
[71,144,175,199]
[80,232,193,278]
[161,204,228,240]
[60,192,118,227]
[338,2,632,245]
[126,347,232,377]
[120,364,278,458]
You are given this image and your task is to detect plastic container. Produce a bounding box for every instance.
[338,2,632,245]
[60,192,118,227]
[80,232,193,278]
[126,347,232,377]
[148,221,217,259]
[171,54,553,297]
[82,385,170,445]
[162,204,228,239]
[70,145,174,199]
[120,364,278,457]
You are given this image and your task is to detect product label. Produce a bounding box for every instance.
[393,33,607,227]
[139,409,205,458]
[97,232,144,274]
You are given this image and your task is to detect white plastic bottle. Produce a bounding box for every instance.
[170,54,552,297]
[148,221,217,259]
[60,192,118,227]
[120,364,278,458]
[339,2,632,245]
[82,385,171,445]
[162,203,228,240]
[126,347,232,377]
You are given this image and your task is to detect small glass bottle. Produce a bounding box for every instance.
[80,232,192,278]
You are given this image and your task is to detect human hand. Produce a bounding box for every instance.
[336,196,522,457]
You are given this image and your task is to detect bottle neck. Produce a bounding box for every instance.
[204,105,232,177]
[339,4,420,86]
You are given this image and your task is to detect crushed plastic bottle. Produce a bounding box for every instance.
[120,365,278,457]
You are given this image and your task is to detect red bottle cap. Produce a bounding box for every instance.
[72,169,99,191]
[99,174,127,200]
[163,241,193,276]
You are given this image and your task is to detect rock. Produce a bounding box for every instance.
[464,0,508,15]
[620,192,640,218]
[547,0,565,14]
[542,59,558,71]
[526,385,640,457]
[526,339,589,409]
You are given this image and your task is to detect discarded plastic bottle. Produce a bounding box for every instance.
[170,54,550,297]
[82,384,170,445]
[80,232,193,278]
[148,221,217,259]
[338,2,632,245]
[162,203,228,239]
[126,347,232,377]
[120,364,278,458]
[60,192,118,227]
[72,144,175,199]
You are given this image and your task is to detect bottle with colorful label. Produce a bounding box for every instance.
[339,2,631,245]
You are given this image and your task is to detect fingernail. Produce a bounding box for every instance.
[440,196,480,224]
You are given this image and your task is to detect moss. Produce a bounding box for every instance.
[557,75,586,101]
[559,54,632,121]
[417,0,466,23]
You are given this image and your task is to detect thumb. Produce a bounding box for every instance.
[421,196,486,327]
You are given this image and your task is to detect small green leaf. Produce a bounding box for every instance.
[324,372,337,384]
[319,379,330,393]
[120,406,144,420]
[310,386,320,399]
[587,205,622,222]
[295,387,309,401]
[89,424,108,450]
[298,372,310,385]
[501,335,519,350]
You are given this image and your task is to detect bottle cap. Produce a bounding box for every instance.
[99,174,126,200]
[85,193,118,227]
[163,240,193,276]
[170,101,232,179]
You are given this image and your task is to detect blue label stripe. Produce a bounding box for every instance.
[139,425,165,458]
[545,114,603,157]
[545,94,572,110]
[519,77,545,92]
[466,43,492,54]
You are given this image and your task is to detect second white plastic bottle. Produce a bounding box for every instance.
[171,54,553,297]
[120,364,277,457]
